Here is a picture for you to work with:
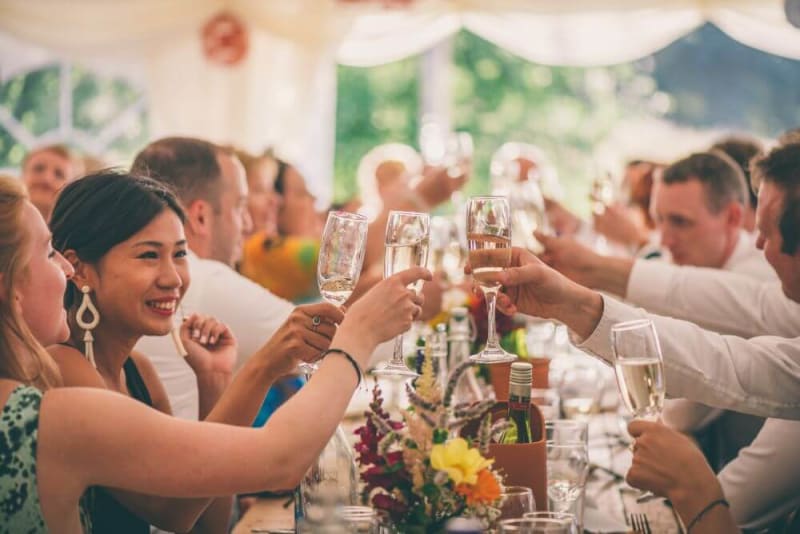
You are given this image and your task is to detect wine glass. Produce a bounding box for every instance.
[299,211,368,376]
[372,211,430,379]
[429,215,465,286]
[466,196,516,364]
[498,486,536,520]
[498,517,575,534]
[610,319,665,421]
[509,179,549,254]
[522,513,579,534]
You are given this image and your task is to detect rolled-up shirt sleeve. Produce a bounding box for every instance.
[575,295,800,420]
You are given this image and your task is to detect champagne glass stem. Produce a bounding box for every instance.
[484,288,500,350]
[391,334,404,366]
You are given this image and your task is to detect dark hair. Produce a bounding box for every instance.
[131,137,224,209]
[661,152,748,213]
[50,170,185,307]
[778,128,800,146]
[710,136,763,208]
[273,159,289,195]
[751,143,800,254]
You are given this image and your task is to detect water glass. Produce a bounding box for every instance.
[498,485,536,520]
[531,388,560,421]
[558,366,604,421]
[498,517,574,533]
[522,512,578,534]
[546,441,589,515]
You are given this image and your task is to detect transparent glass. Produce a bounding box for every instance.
[509,179,549,254]
[546,441,589,515]
[558,365,604,421]
[498,485,536,520]
[299,211,368,376]
[610,319,665,421]
[466,196,516,364]
[372,211,430,379]
[429,215,466,286]
[298,427,359,525]
[498,517,575,534]
[531,388,561,421]
[522,512,579,534]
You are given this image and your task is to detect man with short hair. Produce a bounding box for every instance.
[132,137,294,421]
[491,142,800,530]
[710,136,763,232]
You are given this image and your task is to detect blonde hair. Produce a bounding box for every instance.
[0,176,62,390]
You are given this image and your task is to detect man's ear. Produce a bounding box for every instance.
[185,199,212,238]
[61,249,96,290]
[726,202,743,229]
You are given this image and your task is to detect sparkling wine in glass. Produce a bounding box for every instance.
[611,319,665,421]
[372,211,430,379]
[299,211,368,376]
[467,196,516,364]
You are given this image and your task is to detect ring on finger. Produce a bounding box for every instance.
[311,315,322,331]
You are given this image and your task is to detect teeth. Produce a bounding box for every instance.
[149,301,176,311]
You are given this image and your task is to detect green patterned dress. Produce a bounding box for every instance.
[0,385,90,533]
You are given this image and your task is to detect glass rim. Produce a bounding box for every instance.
[387,209,430,217]
[468,195,508,201]
[500,485,533,496]
[328,210,367,222]
[610,318,654,333]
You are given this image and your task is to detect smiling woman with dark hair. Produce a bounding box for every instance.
[0,172,429,532]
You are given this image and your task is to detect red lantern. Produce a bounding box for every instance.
[201,11,249,67]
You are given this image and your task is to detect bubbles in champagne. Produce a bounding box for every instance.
[319,276,355,306]
[468,233,511,288]
[614,358,665,419]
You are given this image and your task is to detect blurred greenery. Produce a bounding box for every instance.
[0,63,147,171]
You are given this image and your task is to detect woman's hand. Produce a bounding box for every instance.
[627,420,727,525]
[255,303,345,377]
[338,267,432,366]
[181,314,238,376]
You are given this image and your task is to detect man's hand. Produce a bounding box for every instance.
[536,231,602,288]
[592,202,649,250]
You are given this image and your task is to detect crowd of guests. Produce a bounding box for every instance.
[0,126,798,533]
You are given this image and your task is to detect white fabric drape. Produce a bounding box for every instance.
[1,0,799,203]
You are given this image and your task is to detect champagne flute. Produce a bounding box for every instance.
[610,319,665,421]
[299,211,368,376]
[429,215,465,286]
[467,196,516,364]
[372,210,430,379]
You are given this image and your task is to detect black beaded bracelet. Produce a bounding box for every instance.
[686,498,729,533]
[321,348,363,387]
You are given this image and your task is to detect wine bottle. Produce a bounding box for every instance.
[503,361,533,444]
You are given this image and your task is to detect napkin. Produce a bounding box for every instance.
[584,506,630,533]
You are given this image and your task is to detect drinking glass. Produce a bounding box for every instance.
[558,366,604,421]
[509,180,549,254]
[545,420,588,445]
[467,196,515,364]
[546,440,589,515]
[498,517,574,533]
[531,388,561,421]
[429,215,465,285]
[522,513,578,534]
[610,319,665,421]
[498,485,536,520]
[300,211,368,375]
[372,211,430,378]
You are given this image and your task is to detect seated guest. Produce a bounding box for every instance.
[21,144,79,222]
[132,138,294,422]
[0,174,428,532]
[478,143,800,530]
[710,135,764,233]
[49,171,349,532]
[543,151,773,469]
[236,149,321,303]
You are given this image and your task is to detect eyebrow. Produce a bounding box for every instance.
[131,239,188,248]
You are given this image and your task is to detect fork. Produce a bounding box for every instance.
[630,512,652,534]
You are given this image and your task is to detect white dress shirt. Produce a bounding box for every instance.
[135,252,294,421]
[576,295,800,420]
[627,231,776,434]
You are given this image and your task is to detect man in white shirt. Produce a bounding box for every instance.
[542,151,772,459]
[487,142,800,528]
[132,138,294,422]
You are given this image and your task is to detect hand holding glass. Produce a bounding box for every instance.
[467,196,515,364]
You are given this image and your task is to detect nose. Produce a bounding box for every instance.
[158,258,183,290]
[756,233,765,251]
[56,252,75,279]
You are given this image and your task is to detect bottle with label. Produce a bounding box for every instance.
[502,361,533,444]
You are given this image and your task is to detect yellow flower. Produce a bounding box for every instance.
[430,438,493,485]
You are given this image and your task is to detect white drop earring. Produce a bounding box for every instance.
[76,285,100,368]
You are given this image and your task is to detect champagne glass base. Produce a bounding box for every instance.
[470,346,517,364]
[372,362,418,379]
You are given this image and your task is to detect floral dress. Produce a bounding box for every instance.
[0,385,90,533]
